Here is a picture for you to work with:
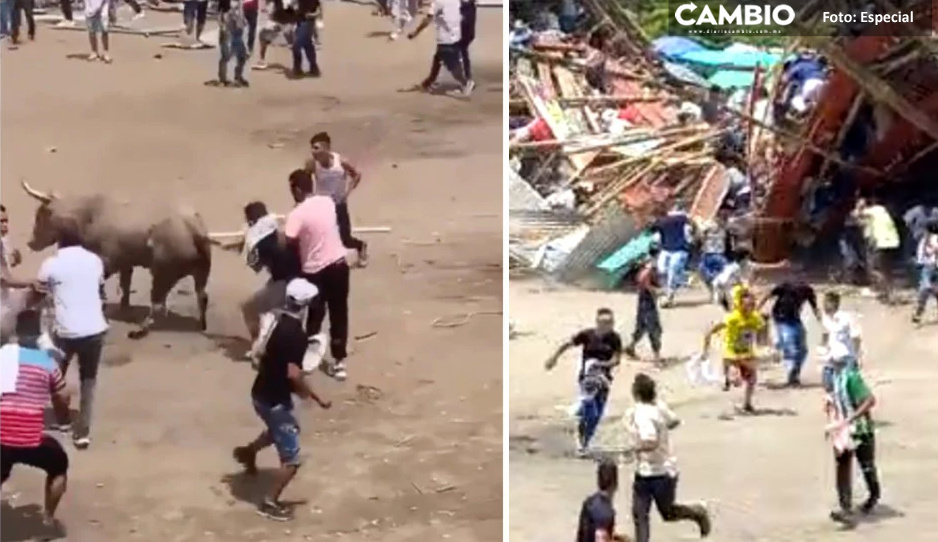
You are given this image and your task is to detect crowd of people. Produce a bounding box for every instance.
[0,0,478,95]
[0,129,389,526]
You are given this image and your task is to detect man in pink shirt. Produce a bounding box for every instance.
[284,169,350,381]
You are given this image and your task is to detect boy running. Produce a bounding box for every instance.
[825,344,880,526]
[819,291,861,391]
[703,286,766,413]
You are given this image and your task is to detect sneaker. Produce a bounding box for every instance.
[306,66,321,78]
[73,436,91,450]
[87,53,99,61]
[690,503,711,537]
[232,446,258,475]
[574,445,589,459]
[332,360,348,382]
[389,31,400,40]
[52,423,72,434]
[101,54,113,64]
[829,509,856,527]
[303,335,326,374]
[859,497,878,515]
[55,19,76,28]
[233,77,250,88]
[256,499,293,522]
[623,345,639,360]
[132,10,146,20]
[252,61,269,71]
[462,79,476,96]
[912,314,922,325]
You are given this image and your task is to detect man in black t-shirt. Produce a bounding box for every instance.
[223,201,302,355]
[576,460,622,542]
[233,278,331,522]
[546,308,623,456]
[758,280,821,387]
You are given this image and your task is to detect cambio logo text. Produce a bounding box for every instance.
[675,2,797,26]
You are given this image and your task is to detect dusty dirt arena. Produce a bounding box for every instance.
[509,278,938,542]
[0,5,502,541]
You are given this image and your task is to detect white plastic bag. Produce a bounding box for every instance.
[686,353,721,386]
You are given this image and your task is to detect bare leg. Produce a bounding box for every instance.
[192,268,209,332]
[43,474,67,522]
[267,464,299,502]
[88,31,99,57]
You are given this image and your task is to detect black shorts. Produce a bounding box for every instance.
[1,436,69,483]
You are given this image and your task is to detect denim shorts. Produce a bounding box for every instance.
[252,399,301,466]
[86,12,108,33]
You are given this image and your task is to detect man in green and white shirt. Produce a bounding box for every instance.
[827,345,881,525]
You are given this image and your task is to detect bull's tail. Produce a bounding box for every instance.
[187,212,212,331]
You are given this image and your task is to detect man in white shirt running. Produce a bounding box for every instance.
[37,228,109,450]
[407,0,473,97]
[820,290,861,392]
[627,373,710,542]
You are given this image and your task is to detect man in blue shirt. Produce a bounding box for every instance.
[651,207,694,307]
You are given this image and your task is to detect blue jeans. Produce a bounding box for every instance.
[0,0,11,37]
[252,399,301,465]
[577,387,609,448]
[775,320,807,382]
[698,253,727,286]
[292,20,317,73]
[656,250,689,295]
[218,27,247,81]
[915,265,938,318]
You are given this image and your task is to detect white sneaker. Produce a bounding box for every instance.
[132,10,146,20]
[332,361,347,382]
[302,335,326,374]
[73,436,91,450]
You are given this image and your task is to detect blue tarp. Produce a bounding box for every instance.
[662,61,710,87]
[652,36,706,58]
[674,49,781,69]
[708,69,757,89]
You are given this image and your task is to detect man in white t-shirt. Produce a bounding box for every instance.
[37,229,109,450]
[627,373,710,542]
[820,290,861,392]
[407,0,473,97]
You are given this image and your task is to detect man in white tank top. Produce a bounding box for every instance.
[304,131,369,267]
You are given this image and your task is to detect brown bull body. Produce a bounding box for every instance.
[22,182,212,338]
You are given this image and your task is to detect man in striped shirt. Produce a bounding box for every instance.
[1,309,72,530]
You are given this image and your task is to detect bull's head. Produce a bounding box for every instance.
[21,181,60,252]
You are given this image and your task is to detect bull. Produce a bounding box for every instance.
[21,181,212,339]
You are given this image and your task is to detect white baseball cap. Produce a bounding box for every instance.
[286,278,319,306]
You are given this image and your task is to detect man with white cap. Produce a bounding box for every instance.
[233,277,332,522]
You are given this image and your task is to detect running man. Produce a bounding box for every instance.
[624,246,662,365]
[703,286,766,413]
[545,308,622,456]
[253,0,296,71]
[1,310,72,534]
[758,279,821,387]
[826,343,880,526]
[291,0,320,77]
[650,206,694,307]
[457,0,476,84]
[853,196,900,302]
[407,0,473,96]
[819,290,861,392]
[304,132,368,266]
[627,373,711,542]
[233,278,331,521]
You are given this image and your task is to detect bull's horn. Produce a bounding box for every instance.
[21,180,52,203]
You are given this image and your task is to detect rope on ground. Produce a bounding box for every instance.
[432,310,503,328]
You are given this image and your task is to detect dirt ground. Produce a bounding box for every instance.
[509,278,938,542]
[0,5,502,541]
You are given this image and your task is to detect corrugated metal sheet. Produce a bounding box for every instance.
[556,205,641,283]
[509,169,549,212]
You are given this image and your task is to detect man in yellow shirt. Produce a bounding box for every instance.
[703,286,766,413]
[854,196,899,303]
